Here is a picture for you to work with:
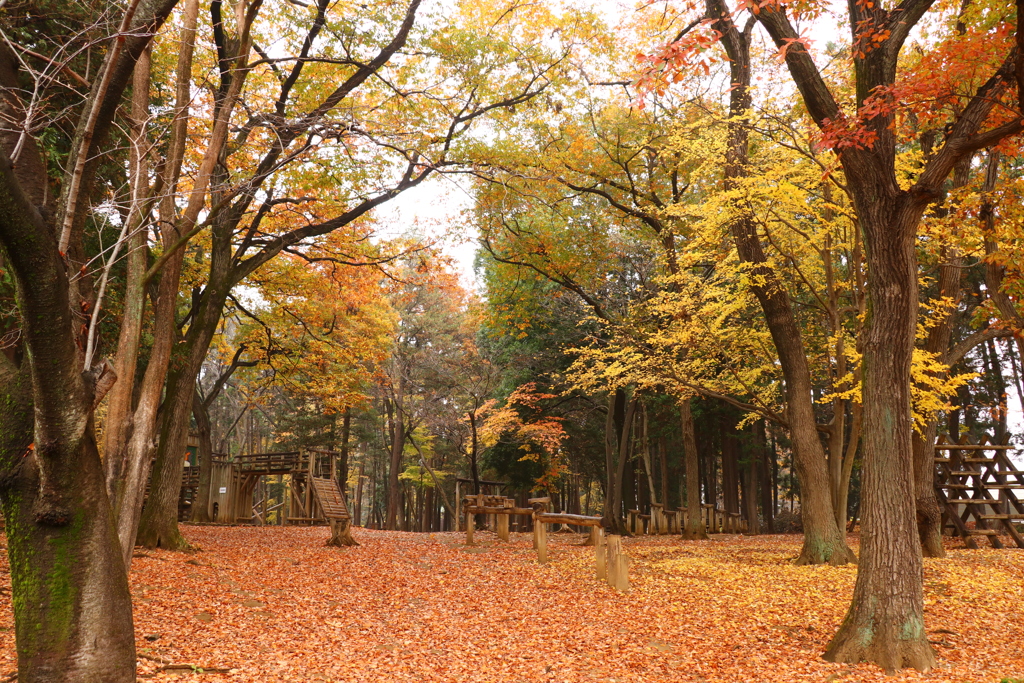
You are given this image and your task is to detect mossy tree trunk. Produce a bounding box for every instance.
[0,0,175,673]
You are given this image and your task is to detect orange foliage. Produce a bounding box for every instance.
[476,383,568,487]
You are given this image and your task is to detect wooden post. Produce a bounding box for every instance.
[534,514,547,563]
[651,504,663,534]
[606,534,629,592]
[593,526,606,580]
[497,511,509,541]
[464,500,475,546]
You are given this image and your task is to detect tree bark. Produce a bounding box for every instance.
[0,0,177,666]
[710,3,853,564]
[680,399,707,539]
[136,251,236,549]
[911,155,974,557]
[338,406,351,494]
[602,390,634,535]
[386,375,406,530]
[823,194,935,670]
[102,51,152,496]
[191,388,215,523]
[327,517,358,547]
[757,420,775,532]
[754,6,996,664]
[106,0,201,564]
[744,424,760,535]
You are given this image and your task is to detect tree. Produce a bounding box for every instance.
[136,0,571,549]
[748,0,1023,670]
[0,0,178,677]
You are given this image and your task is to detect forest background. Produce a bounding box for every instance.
[0,0,1022,678]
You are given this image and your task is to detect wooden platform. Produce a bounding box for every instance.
[176,449,345,525]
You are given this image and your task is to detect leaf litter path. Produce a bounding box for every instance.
[0,527,1021,682]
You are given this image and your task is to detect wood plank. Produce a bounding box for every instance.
[466,506,534,515]
[309,477,350,521]
[946,484,1024,489]
[536,513,603,527]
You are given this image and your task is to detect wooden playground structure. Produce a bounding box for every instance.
[934,436,1024,549]
[461,494,630,592]
[178,449,351,531]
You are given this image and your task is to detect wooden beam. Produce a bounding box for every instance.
[535,513,603,527]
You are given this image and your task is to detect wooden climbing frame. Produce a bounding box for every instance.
[177,449,352,527]
[461,494,629,591]
[934,435,1024,549]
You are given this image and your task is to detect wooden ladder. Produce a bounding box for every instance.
[310,477,351,521]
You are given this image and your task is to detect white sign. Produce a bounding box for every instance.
[219,487,227,494]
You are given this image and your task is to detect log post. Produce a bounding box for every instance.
[529,497,550,552]
[651,503,664,534]
[464,499,475,546]
[534,514,547,563]
[497,511,509,541]
[606,534,630,592]
[593,526,606,580]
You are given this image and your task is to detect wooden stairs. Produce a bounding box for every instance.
[935,436,1024,549]
[310,476,351,521]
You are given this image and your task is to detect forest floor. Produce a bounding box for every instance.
[0,527,1020,682]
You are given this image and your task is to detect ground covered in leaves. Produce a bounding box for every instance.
[0,527,1021,682]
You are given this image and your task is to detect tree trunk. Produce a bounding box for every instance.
[680,399,707,539]
[111,246,186,560]
[0,11,180,666]
[721,416,739,516]
[102,51,151,497]
[3,437,137,681]
[136,352,199,549]
[754,0,1022,665]
[602,391,636,535]
[191,387,215,523]
[108,0,202,564]
[658,436,670,511]
[837,404,862,533]
[823,196,935,670]
[386,377,406,530]
[912,156,975,557]
[136,263,231,549]
[710,4,852,564]
[757,420,775,532]
[338,406,351,494]
[354,460,365,526]
[327,517,358,547]
[744,426,760,535]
